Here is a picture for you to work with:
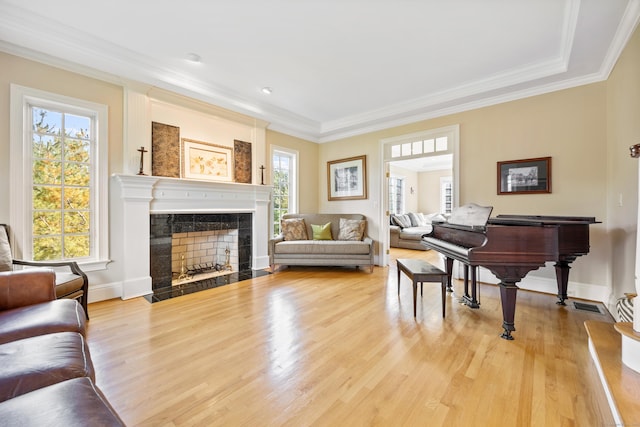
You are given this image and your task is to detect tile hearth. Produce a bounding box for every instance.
[144,269,270,302]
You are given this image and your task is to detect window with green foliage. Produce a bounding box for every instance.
[30,107,93,261]
[272,148,297,236]
[11,85,108,270]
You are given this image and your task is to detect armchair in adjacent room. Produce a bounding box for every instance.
[0,224,89,319]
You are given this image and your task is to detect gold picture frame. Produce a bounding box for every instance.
[327,155,367,201]
[181,138,233,182]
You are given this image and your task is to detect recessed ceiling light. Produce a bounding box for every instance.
[186,53,201,63]
[261,87,273,95]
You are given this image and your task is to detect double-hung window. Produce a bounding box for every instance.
[271,147,298,236]
[10,85,108,270]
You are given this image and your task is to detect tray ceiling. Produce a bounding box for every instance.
[0,0,639,142]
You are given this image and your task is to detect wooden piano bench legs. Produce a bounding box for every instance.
[396,258,448,318]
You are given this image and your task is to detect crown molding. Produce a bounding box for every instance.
[1,1,638,144]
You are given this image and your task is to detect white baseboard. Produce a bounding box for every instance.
[122,276,152,300]
[253,256,270,271]
[88,281,122,303]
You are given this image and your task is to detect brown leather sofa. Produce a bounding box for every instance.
[0,269,125,426]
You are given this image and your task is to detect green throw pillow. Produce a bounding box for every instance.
[311,222,332,240]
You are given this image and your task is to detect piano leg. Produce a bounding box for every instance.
[461,265,480,308]
[554,261,571,305]
[499,282,518,340]
[445,257,454,293]
[463,264,469,297]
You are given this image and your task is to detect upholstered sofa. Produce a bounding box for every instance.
[0,269,124,426]
[389,212,446,250]
[269,213,375,272]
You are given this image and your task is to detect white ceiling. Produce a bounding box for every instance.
[1,0,639,143]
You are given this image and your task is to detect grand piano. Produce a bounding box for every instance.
[421,203,599,340]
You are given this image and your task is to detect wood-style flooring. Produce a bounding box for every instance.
[86,248,615,426]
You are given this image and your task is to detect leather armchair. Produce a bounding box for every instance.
[0,270,122,425]
[0,224,89,319]
[0,270,86,345]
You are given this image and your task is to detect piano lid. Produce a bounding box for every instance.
[447,203,493,227]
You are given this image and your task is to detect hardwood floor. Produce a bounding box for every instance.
[86,248,615,426]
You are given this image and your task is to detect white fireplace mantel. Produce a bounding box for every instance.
[110,174,272,299]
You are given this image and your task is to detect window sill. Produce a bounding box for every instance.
[78,259,111,272]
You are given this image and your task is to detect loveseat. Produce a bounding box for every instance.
[269,213,375,272]
[0,269,125,426]
[389,212,446,250]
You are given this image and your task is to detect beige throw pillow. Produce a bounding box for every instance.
[338,218,365,241]
[281,218,308,241]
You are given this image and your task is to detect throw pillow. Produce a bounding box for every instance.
[400,214,413,228]
[0,226,12,272]
[311,222,332,240]
[281,218,308,241]
[409,212,428,227]
[338,218,365,241]
[391,214,409,228]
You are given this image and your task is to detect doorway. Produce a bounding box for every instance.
[378,125,460,266]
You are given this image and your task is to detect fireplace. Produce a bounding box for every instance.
[111,175,272,301]
[149,213,256,300]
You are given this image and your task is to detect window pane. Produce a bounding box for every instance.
[33,211,62,235]
[33,160,62,184]
[424,139,435,153]
[64,211,90,234]
[64,235,90,258]
[32,186,62,210]
[33,236,62,261]
[64,163,90,186]
[435,136,448,151]
[401,143,412,156]
[64,114,91,139]
[32,108,61,136]
[391,145,401,158]
[33,135,61,160]
[64,138,90,162]
[412,141,422,155]
[64,187,90,210]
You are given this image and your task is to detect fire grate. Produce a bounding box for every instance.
[573,301,602,314]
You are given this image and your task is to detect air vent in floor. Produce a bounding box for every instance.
[573,301,602,314]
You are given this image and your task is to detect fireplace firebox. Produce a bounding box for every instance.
[148,213,263,302]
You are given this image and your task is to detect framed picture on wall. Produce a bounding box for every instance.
[181,138,233,182]
[327,155,367,200]
[497,156,551,195]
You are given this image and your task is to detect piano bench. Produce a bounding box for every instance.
[397,258,448,318]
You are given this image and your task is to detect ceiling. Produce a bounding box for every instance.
[1,0,639,143]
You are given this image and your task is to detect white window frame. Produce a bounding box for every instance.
[270,145,299,237]
[10,84,109,271]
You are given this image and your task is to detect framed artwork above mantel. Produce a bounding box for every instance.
[181,138,233,182]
